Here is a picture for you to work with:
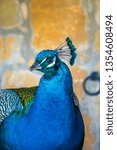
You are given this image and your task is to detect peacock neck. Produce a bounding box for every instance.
[28,62,74,120]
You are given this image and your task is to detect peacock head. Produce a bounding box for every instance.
[29,37,77,78]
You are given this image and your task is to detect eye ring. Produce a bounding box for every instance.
[46,57,53,63]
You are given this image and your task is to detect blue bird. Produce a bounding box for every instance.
[0,37,85,150]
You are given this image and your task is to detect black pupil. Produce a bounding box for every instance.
[46,57,53,63]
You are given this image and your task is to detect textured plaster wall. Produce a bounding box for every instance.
[0,0,100,150]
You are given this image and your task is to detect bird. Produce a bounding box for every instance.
[0,37,85,150]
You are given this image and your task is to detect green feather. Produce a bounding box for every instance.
[13,86,37,109]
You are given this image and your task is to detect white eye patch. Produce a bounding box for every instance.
[47,57,56,68]
[38,58,47,67]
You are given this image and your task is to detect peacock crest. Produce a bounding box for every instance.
[56,37,77,66]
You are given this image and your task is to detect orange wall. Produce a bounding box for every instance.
[0,0,100,149]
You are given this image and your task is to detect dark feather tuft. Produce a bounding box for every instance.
[56,37,77,66]
[66,37,77,65]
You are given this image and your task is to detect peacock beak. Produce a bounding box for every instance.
[29,58,47,71]
[29,62,41,71]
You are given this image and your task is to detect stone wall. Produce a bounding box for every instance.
[0,0,100,149]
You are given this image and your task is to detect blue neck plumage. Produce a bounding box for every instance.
[29,62,74,120]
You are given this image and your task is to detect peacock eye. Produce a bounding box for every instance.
[46,57,53,63]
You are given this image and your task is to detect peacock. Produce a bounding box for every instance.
[0,37,85,150]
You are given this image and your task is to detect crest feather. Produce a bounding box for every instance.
[55,37,77,65]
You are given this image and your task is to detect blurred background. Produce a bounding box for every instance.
[0,0,100,149]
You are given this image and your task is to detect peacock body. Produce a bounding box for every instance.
[0,38,85,150]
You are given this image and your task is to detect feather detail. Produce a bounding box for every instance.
[0,86,37,124]
[0,90,22,124]
[56,37,77,66]
[13,86,37,107]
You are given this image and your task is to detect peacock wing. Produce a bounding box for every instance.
[13,86,37,107]
[73,92,79,108]
[0,86,37,124]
